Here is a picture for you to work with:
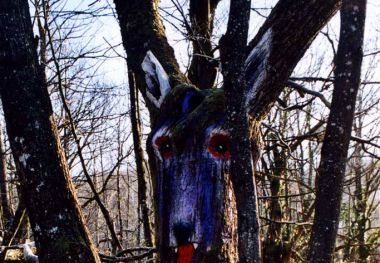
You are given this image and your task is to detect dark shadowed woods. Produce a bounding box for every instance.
[0,0,379,263]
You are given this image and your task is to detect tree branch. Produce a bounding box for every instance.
[114,0,188,109]
[188,0,220,89]
[246,0,341,121]
[287,80,331,108]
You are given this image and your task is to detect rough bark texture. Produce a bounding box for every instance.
[0,1,100,262]
[307,1,367,262]
[128,71,154,247]
[114,0,188,119]
[219,0,261,262]
[188,0,220,90]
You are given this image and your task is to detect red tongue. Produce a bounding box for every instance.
[177,244,195,263]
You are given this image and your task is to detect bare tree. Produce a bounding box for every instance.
[307,0,367,262]
[0,1,100,262]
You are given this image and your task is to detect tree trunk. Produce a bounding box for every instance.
[221,1,340,260]
[246,0,341,120]
[114,0,188,117]
[113,0,189,253]
[220,0,261,261]
[188,0,220,89]
[307,0,367,262]
[0,1,100,262]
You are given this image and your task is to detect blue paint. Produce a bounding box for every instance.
[181,91,194,114]
[148,85,229,261]
[181,90,204,115]
[156,144,226,248]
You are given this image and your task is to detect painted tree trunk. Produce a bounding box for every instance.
[114,0,342,262]
[154,152,238,262]
[0,1,100,262]
[145,85,239,262]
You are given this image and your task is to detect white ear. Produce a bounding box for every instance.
[23,242,39,263]
[141,51,171,109]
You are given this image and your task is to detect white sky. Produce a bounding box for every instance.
[29,0,380,167]
[52,0,380,88]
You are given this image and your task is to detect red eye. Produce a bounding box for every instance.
[154,136,173,159]
[208,134,231,160]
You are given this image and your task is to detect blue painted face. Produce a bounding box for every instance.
[148,85,236,260]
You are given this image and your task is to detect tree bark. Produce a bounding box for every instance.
[220,1,341,262]
[246,0,341,120]
[220,1,262,262]
[0,1,100,262]
[307,0,367,262]
[114,0,188,119]
[188,0,220,89]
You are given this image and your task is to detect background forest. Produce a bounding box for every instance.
[0,0,379,262]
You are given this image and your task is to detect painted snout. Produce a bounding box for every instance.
[165,155,224,249]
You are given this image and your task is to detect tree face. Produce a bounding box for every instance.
[148,84,237,261]
[124,0,342,259]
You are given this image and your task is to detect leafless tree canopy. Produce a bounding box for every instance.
[0,0,379,263]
